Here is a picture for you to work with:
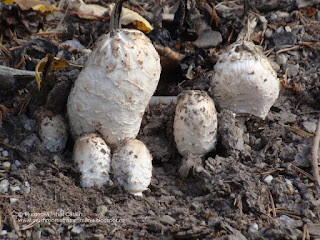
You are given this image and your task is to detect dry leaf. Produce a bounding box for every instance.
[69,0,109,20]
[109,3,153,33]
[14,0,56,12]
[35,54,70,90]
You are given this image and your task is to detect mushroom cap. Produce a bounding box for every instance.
[39,114,68,153]
[210,41,280,119]
[174,90,218,157]
[73,133,111,188]
[111,139,152,196]
[67,29,161,148]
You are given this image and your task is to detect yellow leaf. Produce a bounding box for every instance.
[35,54,49,90]
[0,0,14,4]
[109,3,153,34]
[52,57,69,70]
[35,54,70,90]
[32,4,53,13]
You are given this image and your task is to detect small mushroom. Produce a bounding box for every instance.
[73,133,111,188]
[36,108,68,153]
[210,41,280,119]
[111,139,152,196]
[174,90,218,157]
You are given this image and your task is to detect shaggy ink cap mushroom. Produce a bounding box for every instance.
[210,41,280,119]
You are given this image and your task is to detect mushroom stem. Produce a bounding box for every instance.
[109,0,128,31]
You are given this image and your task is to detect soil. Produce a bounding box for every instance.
[1,0,320,239]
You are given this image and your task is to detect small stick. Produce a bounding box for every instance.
[311,116,320,191]
[269,192,277,218]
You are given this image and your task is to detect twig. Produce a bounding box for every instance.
[311,116,320,191]
[269,192,277,218]
[289,163,314,181]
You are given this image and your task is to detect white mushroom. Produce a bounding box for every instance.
[111,139,152,196]
[210,41,280,119]
[73,133,111,188]
[174,90,218,157]
[36,109,68,153]
[67,0,161,148]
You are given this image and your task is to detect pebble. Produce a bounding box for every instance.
[263,175,273,185]
[2,161,11,169]
[10,198,19,204]
[71,225,83,235]
[303,121,317,133]
[22,181,31,195]
[6,231,18,239]
[287,64,300,78]
[279,215,294,224]
[96,205,108,216]
[0,230,7,235]
[2,150,9,157]
[10,185,20,192]
[264,28,273,38]
[0,179,9,193]
[159,215,176,225]
[194,30,222,48]
[276,53,288,65]
[285,26,291,32]
[14,160,21,167]
[27,163,37,171]
[248,222,259,233]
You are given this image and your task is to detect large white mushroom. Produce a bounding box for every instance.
[174,90,218,157]
[67,0,161,148]
[111,139,152,196]
[210,41,280,119]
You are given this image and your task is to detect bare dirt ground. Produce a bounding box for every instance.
[1,0,320,239]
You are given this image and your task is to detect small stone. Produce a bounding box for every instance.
[273,32,296,45]
[22,181,31,195]
[96,205,108,216]
[258,16,268,30]
[44,227,56,235]
[194,30,222,48]
[279,215,294,224]
[303,121,317,134]
[248,222,259,233]
[276,53,288,65]
[0,179,9,193]
[27,163,37,171]
[287,64,300,78]
[191,202,201,211]
[285,26,291,32]
[2,161,11,169]
[91,234,105,240]
[263,175,273,185]
[6,231,18,239]
[2,150,9,157]
[14,160,21,167]
[10,185,20,192]
[159,215,176,225]
[0,230,7,235]
[264,28,273,38]
[71,225,83,235]
[10,198,19,204]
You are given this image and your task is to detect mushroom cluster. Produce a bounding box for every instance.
[68,0,157,196]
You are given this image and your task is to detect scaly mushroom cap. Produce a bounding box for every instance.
[67,29,161,148]
[210,41,280,119]
[112,139,152,196]
[73,133,111,188]
[174,90,218,157]
[39,114,68,153]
